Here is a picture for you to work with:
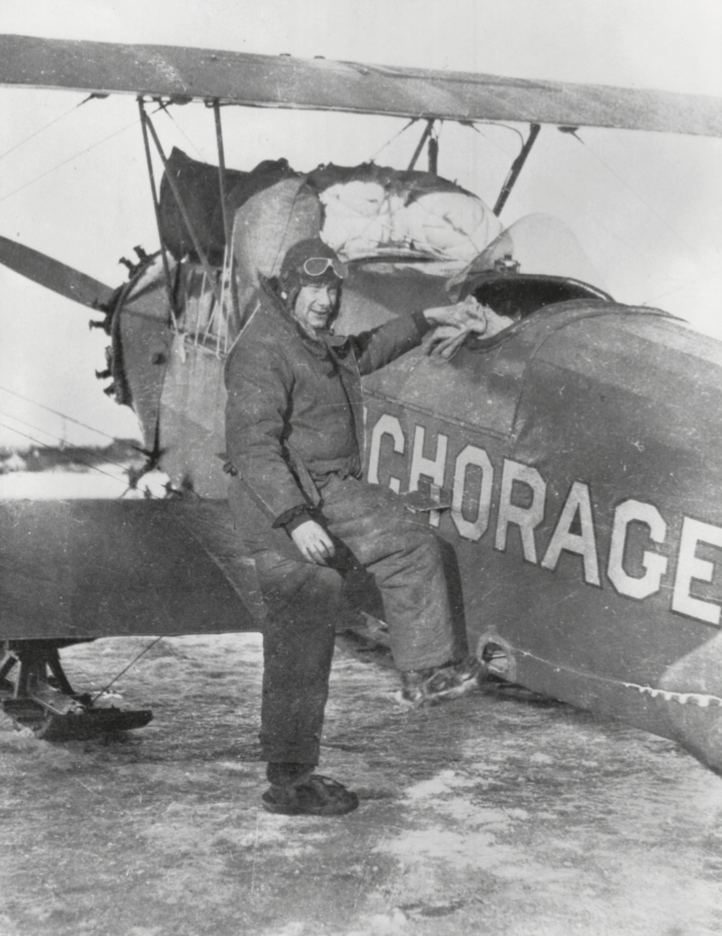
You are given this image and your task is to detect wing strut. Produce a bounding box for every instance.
[138,100,179,323]
[140,103,221,302]
[493,122,541,216]
[213,102,241,330]
[428,130,439,175]
[213,102,232,247]
[407,119,436,172]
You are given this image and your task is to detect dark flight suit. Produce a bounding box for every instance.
[225,280,456,766]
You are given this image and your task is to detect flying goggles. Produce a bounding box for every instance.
[301,257,348,279]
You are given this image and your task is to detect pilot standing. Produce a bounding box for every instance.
[225,238,486,817]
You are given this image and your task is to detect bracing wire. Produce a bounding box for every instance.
[366,117,419,163]
[89,636,165,704]
[1,414,251,588]
[472,120,526,150]
[0,416,244,545]
[0,409,181,503]
[0,117,139,205]
[0,384,118,441]
[0,408,134,475]
[637,275,720,310]
[0,420,131,486]
[566,132,717,278]
[0,99,87,164]
[468,120,709,288]
[0,412,242,541]
[156,102,208,161]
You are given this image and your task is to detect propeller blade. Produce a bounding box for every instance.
[0,235,114,308]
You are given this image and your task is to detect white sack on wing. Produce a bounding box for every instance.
[403,192,503,261]
[320,180,501,262]
[320,181,394,259]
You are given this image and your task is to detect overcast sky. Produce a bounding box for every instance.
[1,0,721,448]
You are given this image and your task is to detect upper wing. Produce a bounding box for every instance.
[1,34,722,137]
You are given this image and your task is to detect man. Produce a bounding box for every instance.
[225,238,490,817]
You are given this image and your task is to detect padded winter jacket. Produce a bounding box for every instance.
[224,279,429,529]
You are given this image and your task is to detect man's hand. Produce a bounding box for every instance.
[290,519,336,565]
[423,296,490,333]
[421,296,490,359]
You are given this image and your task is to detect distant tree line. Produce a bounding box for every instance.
[0,439,142,473]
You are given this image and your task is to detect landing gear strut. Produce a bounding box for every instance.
[0,640,153,741]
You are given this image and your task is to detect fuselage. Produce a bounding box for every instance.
[111,248,722,773]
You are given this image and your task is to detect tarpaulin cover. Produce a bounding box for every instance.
[158,148,296,264]
[232,177,323,320]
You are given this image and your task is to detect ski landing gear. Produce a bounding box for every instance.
[0,640,153,741]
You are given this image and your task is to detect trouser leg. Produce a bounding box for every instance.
[254,550,344,765]
[321,476,456,672]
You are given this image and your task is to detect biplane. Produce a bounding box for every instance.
[1,34,722,774]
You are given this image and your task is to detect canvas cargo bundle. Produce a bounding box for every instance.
[159,149,501,268]
[306,163,501,262]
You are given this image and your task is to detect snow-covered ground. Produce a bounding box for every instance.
[2,631,722,936]
[0,464,170,499]
[2,464,722,935]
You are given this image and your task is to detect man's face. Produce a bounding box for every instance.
[292,284,339,336]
